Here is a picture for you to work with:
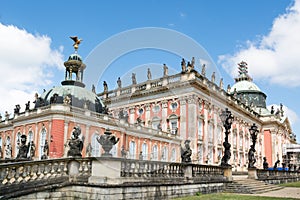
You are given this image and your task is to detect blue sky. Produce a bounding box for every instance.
[1,0,299,141]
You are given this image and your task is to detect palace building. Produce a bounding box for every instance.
[0,41,297,171]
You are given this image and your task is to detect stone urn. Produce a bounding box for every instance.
[97,128,119,157]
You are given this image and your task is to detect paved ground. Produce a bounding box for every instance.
[252,187,300,199]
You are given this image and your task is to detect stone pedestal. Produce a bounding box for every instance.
[68,160,80,176]
[89,158,122,184]
[183,165,193,179]
[223,167,232,181]
[248,167,258,179]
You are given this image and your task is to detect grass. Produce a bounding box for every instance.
[172,193,298,200]
[279,181,300,187]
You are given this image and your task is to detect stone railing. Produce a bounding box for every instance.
[0,157,91,198]
[120,159,184,178]
[192,164,225,181]
[257,169,300,180]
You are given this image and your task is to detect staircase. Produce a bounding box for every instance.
[226,178,284,194]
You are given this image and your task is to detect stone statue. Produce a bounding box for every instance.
[27,141,36,159]
[181,140,192,163]
[211,72,215,83]
[227,84,231,93]
[63,95,71,105]
[270,106,275,114]
[50,93,58,104]
[181,58,186,72]
[117,77,122,88]
[191,57,195,69]
[67,126,84,157]
[263,157,269,170]
[139,151,143,160]
[280,103,284,117]
[5,144,12,159]
[132,73,137,85]
[103,81,108,92]
[163,64,168,76]
[248,145,256,168]
[201,64,206,76]
[14,105,21,114]
[41,139,49,159]
[92,84,96,93]
[86,143,92,157]
[63,139,70,157]
[121,145,127,158]
[25,101,30,111]
[16,135,29,160]
[147,68,152,80]
[219,78,224,89]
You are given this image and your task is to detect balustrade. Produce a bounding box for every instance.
[257,169,300,180]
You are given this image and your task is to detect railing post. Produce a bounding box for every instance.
[223,166,233,181]
[183,164,193,179]
[247,167,258,179]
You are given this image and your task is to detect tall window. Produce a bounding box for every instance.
[239,134,243,147]
[169,115,178,135]
[142,143,148,160]
[208,146,213,164]
[217,126,222,144]
[198,120,203,139]
[15,132,21,157]
[162,146,168,161]
[171,148,176,162]
[0,137,2,158]
[39,129,47,159]
[91,133,101,157]
[28,131,34,143]
[208,123,213,143]
[129,141,136,159]
[152,117,161,130]
[5,137,11,159]
[198,144,203,164]
[152,144,158,161]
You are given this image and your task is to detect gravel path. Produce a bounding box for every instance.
[252,187,300,199]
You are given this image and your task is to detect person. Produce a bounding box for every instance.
[263,157,269,170]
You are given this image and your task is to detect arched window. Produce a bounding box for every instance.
[169,114,178,135]
[142,143,148,160]
[152,117,161,130]
[91,133,101,157]
[162,146,168,161]
[152,144,158,161]
[129,141,136,159]
[15,132,21,157]
[171,148,176,162]
[39,129,47,159]
[28,131,34,143]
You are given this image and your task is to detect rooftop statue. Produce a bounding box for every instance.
[70,36,82,51]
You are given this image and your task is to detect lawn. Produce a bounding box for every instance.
[279,181,300,187]
[172,193,298,200]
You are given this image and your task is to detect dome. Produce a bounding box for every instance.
[68,53,82,61]
[39,85,104,113]
[230,80,261,93]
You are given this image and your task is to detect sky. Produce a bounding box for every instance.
[0,0,299,142]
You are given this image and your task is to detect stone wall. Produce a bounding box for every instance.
[12,182,226,200]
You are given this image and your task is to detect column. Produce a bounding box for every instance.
[161,100,168,132]
[179,97,187,139]
[145,103,151,127]
[129,107,135,124]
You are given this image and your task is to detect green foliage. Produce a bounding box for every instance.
[279,181,300,187]
[172,193,297,200]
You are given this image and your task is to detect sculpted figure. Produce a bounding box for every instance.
[67,126,84,157]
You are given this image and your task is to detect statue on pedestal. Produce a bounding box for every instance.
[263,157,269,170]
[16,135,29,160]
[67,126,84,157]
[181,140,192,163]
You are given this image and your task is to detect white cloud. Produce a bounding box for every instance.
[0,23,64,117]
[218,0,300,87]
